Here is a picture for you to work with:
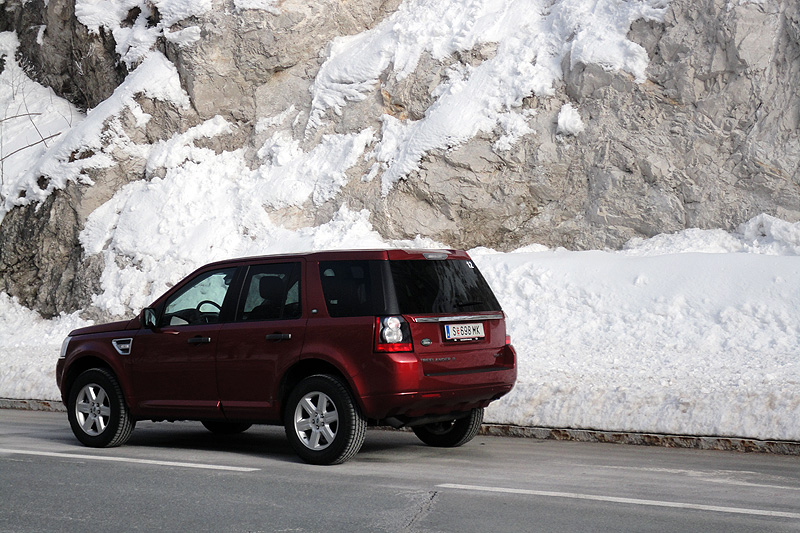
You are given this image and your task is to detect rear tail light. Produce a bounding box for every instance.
[506,335,512,345]
[375,316,413,352]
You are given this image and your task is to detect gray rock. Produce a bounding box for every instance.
[3,0,128,110]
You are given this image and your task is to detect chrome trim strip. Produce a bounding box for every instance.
[412,314,504,323]
[424,367,510,377]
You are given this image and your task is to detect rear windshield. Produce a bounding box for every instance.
[389,259,501,314]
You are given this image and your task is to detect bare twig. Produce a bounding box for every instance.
[22,91,49,149]
[0,131,62,162]
[0,112,42,123]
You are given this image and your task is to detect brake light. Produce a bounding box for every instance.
[375,316,413,352]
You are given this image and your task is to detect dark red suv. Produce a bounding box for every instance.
[56,249,516,464]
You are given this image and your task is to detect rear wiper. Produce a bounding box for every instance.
[455,301,483,307]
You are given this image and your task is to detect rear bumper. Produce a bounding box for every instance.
[358,368,516,420]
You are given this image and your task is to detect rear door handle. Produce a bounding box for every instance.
[188,336,212,345]
[265,333,292,341]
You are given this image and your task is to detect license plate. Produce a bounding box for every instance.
[444,323,485,341]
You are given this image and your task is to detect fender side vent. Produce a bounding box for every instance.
[112,338,133,356]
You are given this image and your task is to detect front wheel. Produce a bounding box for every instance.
[284,375,366,465]
[412,408,484,447]
[67,368,135,448]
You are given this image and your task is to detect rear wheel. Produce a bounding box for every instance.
[412,407,484,447]
[201,421,252,434]
[284,375,366,465]
[67,368,135,448]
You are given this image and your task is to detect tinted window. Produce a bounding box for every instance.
[238,263,302,321]
[319,261,376,317]
[161,268,237,326]
[390,259,500,314]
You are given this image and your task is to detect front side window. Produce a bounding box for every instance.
[390,259,501,314]
[238,263,302,321]
[161,268,237,326]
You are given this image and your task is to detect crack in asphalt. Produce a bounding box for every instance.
[403,490,438,530]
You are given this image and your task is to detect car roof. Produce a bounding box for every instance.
[197,249,471,270]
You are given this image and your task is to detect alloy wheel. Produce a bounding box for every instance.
[293,391,340,451]
[74,383,111,437]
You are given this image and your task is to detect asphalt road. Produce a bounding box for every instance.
[1,409,799,532]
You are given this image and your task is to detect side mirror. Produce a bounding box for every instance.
[142,308,158,329]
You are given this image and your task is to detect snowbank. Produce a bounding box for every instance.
[475,215,800,441]
[0,293,90,401]
[2,215,800,442]
[477,251,800,441]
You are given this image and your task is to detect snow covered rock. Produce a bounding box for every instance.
[0,0,798,317]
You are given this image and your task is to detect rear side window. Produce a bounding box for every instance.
[319,261,378,317]
[238,263,302,321]
[390,259,501,314]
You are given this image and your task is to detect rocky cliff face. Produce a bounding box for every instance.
[0,0,798,317]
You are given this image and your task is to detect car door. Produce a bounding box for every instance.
[215,261,307,420]
[130,267,238,419]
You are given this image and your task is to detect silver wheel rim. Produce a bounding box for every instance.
[293,391,339,451]
[75,383,111,436]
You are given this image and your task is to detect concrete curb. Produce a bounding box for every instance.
[0,398,66,412]
[3,399,798,455]
[480,424,800,455]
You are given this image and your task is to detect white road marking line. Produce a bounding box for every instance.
[598,465,800,492]
[0,448,259,472]
[437,483,800,520]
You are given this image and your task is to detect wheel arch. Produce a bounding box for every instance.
[278,358,360,423]
[61,354,126,405]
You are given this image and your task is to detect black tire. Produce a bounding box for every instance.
[412,408,484,447]
[201,421,252,434]
[284,375,366,465]
[67,368,135,448]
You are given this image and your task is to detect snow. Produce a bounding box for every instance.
[475,235,800,441]
[234,0,281,14]
[255,129,376,207]
[2,0,800,443]
[556,103,584,136]
[0,294,91,401]
[78,116,380,315]
[75,0,213,66]
[0,33,82,219]
[310,0,668,193]
[0,49,188,221]
[3,0,671,217]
